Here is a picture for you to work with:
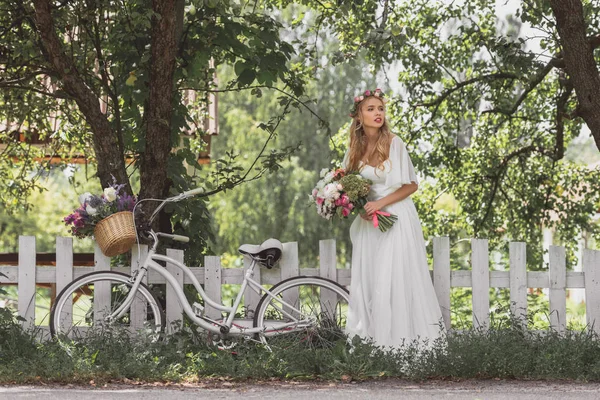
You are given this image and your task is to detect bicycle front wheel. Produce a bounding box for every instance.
[253,276,349,348]
[50,271,165,339]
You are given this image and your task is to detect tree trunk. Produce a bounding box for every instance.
[139,0,178,221]
[32,0,131,192]
[549,0,600,151]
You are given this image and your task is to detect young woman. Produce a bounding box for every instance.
[343,89,444,348]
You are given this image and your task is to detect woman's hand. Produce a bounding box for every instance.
[364,200,383,216]
[360,212,370,221]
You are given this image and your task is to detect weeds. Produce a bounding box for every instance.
[3,308,600,384]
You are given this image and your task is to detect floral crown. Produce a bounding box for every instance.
[349,88,387,117]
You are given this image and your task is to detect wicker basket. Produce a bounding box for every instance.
[94,211,136,257]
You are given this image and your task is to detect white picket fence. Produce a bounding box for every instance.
[2,236,600,334]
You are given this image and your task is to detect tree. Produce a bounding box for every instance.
[1,0,308,247]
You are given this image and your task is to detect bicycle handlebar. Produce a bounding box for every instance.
[157,232,190,243]
[182,187,205,197]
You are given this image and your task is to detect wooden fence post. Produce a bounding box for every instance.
[204,256,222,320]
[471,239,490,329]
[18,236,36,331]
[319,239,337,317]
[55,237,74,332]
[130,245,149,331]
[243,255,261,317]
[549,245,566,333]
[584,249,600,334]
[280,242,300,316]
[509,242,527,326]
[93,243,111,327]
[166,248,185,332]
[433,237,451,330]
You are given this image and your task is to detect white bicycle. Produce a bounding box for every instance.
[49,187,349,347]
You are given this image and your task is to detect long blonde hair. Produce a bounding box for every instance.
[346,103,393,172]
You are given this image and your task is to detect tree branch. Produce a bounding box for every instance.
[553,81,574,161]
[482,61,555,116]
[416,72,520,108]
[32,0,130,192]
[474,145,539,235]
[181,84,329,132]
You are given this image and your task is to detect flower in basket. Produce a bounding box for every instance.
[310,168,398,232]
[64,183,137,239]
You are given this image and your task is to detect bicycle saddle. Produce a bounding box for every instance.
[238,238,283,269]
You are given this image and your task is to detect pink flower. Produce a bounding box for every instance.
[359,95,364,101]
[376,88,381,92]
[312,188,318,197]
[354,96,360,102]
[333,169,346,179]
[365,90,371,96]
[316,197,324,205]
[342,207,351,217]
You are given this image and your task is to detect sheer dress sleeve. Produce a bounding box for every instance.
[385,136,418,190]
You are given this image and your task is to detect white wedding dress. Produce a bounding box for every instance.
[344,136,444,348]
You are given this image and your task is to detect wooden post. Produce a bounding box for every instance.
[584,249,600,334]
[166,248,185,332]
[93,243,111,327]
[280,242,300,317]
[18,236,36,331]
[243,255,261,317]
[55,237,74,332]
[433,237,451,330]
[204,256,222,320]
[471,239,490,329]
[549,245,566,333]
[130,245,149,331]
[319,240,337,319]
[509,242,527,327]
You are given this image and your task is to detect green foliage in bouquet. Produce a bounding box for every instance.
[338,173,371,202]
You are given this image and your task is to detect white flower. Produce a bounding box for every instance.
[86,205,97,215]
[103,187,117,202]
[316,180,326,190]
[324,171,334,182]
[320,168,330,178]
[323,183,337,198]
[78,192,92,205]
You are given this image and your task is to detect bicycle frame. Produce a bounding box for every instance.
[109,232,312,336]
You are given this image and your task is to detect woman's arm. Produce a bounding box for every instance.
[363,182,418,216]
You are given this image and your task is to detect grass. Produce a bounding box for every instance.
[2,307,600,384]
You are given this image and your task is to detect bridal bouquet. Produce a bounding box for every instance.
[310,167,398,232]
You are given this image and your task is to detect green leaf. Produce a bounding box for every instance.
[238,69,256,86]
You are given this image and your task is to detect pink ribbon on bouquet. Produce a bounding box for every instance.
[371,210,391,228]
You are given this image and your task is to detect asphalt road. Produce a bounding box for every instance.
[2,380,600,399]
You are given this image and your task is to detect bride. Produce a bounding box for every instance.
[342,88,444,347]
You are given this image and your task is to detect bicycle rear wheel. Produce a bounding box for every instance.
[253,276,349,348]
[50,271,165,339]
